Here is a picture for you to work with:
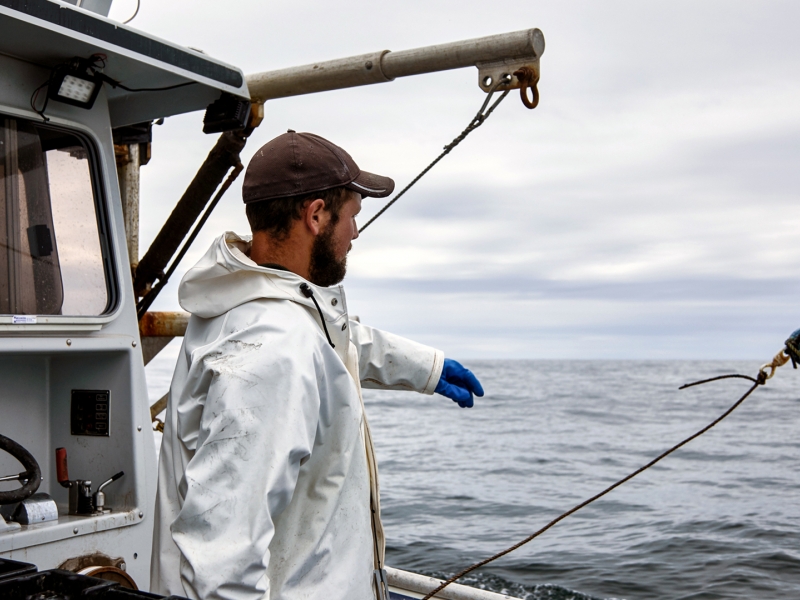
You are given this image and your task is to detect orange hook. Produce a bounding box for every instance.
[513,66,540,109]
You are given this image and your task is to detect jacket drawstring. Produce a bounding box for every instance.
[299,283,335,348]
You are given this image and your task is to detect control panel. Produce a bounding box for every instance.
[70,390,110,436]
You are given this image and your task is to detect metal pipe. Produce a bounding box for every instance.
[139,310,190,367]
[138,311,189,338]
[382,28,544,79]
[247,51,391,102]
[246,28,544,102]
[385,567,517,600]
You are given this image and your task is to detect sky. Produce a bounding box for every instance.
[109,0,800,360]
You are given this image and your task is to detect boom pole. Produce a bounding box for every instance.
[246,28,545,101]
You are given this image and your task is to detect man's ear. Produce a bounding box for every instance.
[303,198,329,236]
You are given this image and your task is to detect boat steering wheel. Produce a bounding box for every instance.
[0,434,41,505]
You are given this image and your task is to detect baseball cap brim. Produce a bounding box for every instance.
[345,170,395,199]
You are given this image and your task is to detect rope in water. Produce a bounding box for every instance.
[420,345,797,599]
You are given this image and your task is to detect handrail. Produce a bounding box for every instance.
[385,567,520,600]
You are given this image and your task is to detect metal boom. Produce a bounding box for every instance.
[246,28,545,101]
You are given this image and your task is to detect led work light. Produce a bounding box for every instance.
[47,58,103,109]
[32,54,195,122]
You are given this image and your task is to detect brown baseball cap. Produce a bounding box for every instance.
[242,130,395,204]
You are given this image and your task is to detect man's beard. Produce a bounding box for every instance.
[308,224,348,287]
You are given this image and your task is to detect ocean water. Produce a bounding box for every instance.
[146,354,800,599]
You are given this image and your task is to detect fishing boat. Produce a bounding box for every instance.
[0,1,543,598]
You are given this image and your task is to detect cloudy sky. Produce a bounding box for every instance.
[111,0,800,360]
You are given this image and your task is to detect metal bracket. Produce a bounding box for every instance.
[477,56,540,109]
[477,56,539,92]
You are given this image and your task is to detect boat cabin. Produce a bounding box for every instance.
[0,0,248,588]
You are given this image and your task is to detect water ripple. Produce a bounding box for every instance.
[368,360,800,599]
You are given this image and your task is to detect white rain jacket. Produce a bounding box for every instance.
[151,232,444,600]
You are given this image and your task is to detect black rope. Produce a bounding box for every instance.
[358,75,513,234]
[420,370,767,599]
[679,373,758,389]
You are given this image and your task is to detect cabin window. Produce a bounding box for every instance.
[0,116,109,316]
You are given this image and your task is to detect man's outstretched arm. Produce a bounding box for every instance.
[349,321,484,407]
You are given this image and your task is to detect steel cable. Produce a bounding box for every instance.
[358,76,513,234]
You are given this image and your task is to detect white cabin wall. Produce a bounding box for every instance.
[0,51,157,591]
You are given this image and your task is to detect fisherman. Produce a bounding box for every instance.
[150,130,485,600]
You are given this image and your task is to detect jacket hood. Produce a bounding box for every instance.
[179,232,347,322]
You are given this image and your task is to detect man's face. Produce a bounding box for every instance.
[308,193,362,287]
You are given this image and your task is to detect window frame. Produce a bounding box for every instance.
[0,110,120,328]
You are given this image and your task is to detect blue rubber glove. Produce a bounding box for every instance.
[435,359,485,408]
